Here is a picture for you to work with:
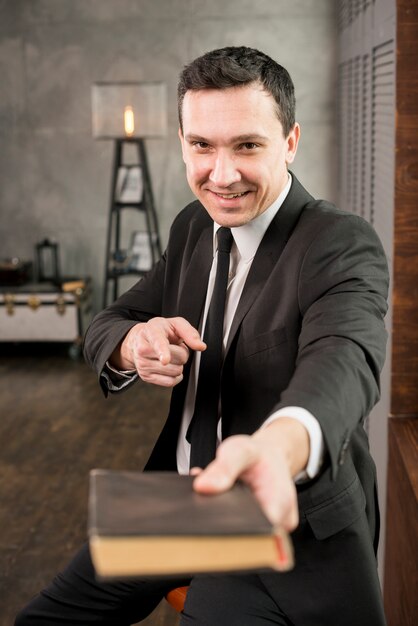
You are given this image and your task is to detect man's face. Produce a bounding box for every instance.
[179,83,300,228]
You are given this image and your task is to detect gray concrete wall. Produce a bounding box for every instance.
[0,0,337,312]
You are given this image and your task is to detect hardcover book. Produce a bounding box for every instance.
[88,469,294,578]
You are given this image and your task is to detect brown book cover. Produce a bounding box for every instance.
[88,469,294,578]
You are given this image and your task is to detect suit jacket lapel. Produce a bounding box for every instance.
[177,214,213,329]
[226,174,314,352]
[152,211,213,471]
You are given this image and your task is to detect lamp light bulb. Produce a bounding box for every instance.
[124,105,135,136]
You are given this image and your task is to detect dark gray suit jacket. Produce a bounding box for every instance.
[84,173,388,569]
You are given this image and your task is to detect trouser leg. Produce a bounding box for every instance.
[15,542,191,626]
[260,512,387,626]
[180,573,293,626]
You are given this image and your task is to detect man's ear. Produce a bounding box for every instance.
[178,127,186,163]
[285,123,300,165]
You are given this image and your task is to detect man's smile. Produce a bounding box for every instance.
[211,191,250,199]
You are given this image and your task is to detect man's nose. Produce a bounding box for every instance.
[209,153,241,187]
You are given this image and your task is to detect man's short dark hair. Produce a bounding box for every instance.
[177,46,296,137]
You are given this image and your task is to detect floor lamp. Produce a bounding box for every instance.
[92,82,167,307]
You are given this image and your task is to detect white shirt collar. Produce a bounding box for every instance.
[213,173,292,262]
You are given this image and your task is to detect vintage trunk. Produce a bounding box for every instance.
[0,279,92,357]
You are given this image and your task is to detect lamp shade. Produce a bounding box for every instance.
[92,82,167,139]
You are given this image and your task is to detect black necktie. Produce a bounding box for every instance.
[187,227,233,469]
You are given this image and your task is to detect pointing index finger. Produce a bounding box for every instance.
[169,317,206,352]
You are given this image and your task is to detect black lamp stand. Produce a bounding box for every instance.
[102,138,162,308]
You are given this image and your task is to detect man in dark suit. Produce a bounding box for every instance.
[16,47,388,625]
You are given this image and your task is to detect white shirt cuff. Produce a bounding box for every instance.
[261,407,324,481]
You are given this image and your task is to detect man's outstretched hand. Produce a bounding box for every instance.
[110,317,206,387]
[192,417,310,532]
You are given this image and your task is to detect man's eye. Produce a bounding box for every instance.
[241,142,258,150]
[192,141,210,150]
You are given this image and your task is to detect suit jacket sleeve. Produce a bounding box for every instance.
[83,250,167,395]
[271,211,389,479]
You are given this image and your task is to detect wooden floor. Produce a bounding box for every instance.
[0,342,180,626]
